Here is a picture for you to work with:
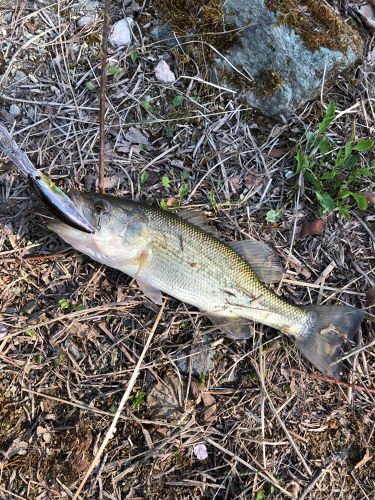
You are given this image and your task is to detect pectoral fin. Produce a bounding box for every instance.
[228,240,284,284]
[136,279,163,305]
[206,313,253,339]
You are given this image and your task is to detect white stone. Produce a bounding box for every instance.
[78,15,95,27]
[109,18,133,47]
[9,104,21,116]
[154,60,176,83]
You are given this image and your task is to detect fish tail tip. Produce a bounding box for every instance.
[296,305,363,378]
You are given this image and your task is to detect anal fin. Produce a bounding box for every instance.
[136,279,163,305]
[228,240,284,284]
[206,313,253,339]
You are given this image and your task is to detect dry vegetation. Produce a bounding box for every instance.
[0,0,374,499]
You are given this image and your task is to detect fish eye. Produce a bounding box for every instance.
[93,200,109,215]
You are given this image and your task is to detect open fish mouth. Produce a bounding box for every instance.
[28,173,95,234]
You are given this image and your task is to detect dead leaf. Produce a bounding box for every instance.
[125,126,149,145]
[201,391,217,423]
[228,175,241,191]
[147,370,195,423]
[166,196,175,207]
[363,191,375,204]
[244,168,262,189]
[299,219,325,237]
[102,176,118,189]
[366,288,375,307]
[268,147,286,158]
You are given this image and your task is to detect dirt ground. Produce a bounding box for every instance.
[0,1,374,499]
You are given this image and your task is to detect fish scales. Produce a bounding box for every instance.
[139,206,308,333]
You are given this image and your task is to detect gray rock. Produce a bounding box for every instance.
[153,0,363,118]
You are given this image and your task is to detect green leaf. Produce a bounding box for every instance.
[85,81,96,90]
[73,304,85,312]
[305,169,321,190]
[316,191,335,213]
[352,192,368,210]
[58,298,70,310]
[318,136,331,155]
[140,171,149,185]
[130,49,139,64]
[160,199,168,210]
[266,208,283,223]
[320,170,337,180]
[344,140,352,159]
[166,127,174,140]
[339,187,352,199]
[295,149,309,173]
[210,191,218,210]
[352,138,374,152]
[255,490,265,500]
[172,95,184,108]
[178,183,189,198]
[318,101,336,135]
[181,169,190,181]
[108,65,121,74]
[162,176,171,189]
[142,100,153,112]
[338,204,350,219]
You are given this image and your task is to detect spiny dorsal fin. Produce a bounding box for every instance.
[206,313,253,339]
[228,240,284,284]
[178,209,220,238]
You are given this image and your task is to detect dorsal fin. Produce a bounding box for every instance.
[228,240,284,284]
[178,209,220,238]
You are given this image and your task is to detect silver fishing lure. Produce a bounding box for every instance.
[0,123,94,233]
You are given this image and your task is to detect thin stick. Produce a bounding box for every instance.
[72,299,166,500]
[205,438,294,498]
[98,0,111,194]
[287,368,375,394]
[253,363,313,477]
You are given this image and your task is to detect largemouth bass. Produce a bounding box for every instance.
[48,193,363,377]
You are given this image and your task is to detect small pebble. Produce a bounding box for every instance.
[109,18,133,47]
[78,15,95,27]
[155,60,176,83]
[9,104,21,116]
[194,444,208,460]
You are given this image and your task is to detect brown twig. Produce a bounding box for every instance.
[287,368,375,394]
[98,0,111,194]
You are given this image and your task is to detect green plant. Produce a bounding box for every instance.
[266,208,283,223]
[296,101,374,218]
[172,94,184,108]
[129,391,146,411]
[160,170,191,207]
[85,81,96,90]
[130,49,138,63]
[58,298,70,310]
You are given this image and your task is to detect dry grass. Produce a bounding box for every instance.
[0,1,374,499]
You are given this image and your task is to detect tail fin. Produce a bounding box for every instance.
[296,305,363,378]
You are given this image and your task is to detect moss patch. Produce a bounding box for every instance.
[266,0,362,52]
[155,0,239,62]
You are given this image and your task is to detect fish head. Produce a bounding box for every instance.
[48,193,150,266]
